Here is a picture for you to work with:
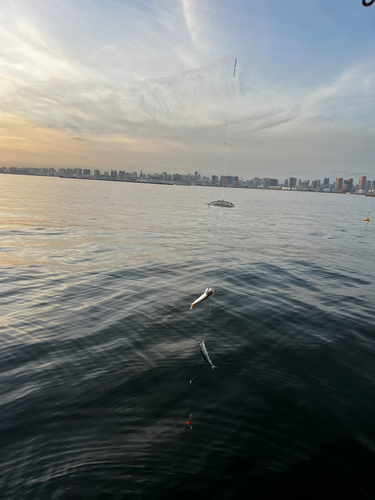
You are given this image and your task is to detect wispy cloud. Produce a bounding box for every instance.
[181,0,206,49]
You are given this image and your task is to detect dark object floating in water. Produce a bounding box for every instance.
[207,199,235,208]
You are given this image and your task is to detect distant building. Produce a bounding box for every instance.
[289,177,297,188]
[262,178,279,187]
[334,178,343,192]
[220,176,227,187]
[324,178,330,186]
[359,176,367,191]
[83,169,91,176]
[342,179,353,193]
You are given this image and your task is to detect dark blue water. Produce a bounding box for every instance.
[1,176,375,499]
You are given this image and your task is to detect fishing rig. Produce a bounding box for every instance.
[186,59,237,429]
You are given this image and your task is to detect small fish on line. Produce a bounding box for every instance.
[190,287,214,310]
[200,340,217,370]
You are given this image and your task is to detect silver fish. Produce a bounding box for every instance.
[190,287,214,310]
[200,340,217,369]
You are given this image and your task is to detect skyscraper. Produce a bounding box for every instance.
[359,176,367,191]
[334,178,343,192]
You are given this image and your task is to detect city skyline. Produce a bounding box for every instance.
[0,1,375,180]
[2,166,373,194]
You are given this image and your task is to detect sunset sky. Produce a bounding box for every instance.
[1,0,375,180]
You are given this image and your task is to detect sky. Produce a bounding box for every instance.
[1,0,375,181]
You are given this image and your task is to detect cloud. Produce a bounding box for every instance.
[0,0,375,177]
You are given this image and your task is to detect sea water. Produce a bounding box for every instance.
[1,175,375,499]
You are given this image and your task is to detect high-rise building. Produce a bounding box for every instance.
[359,176,367,191]
[365,180,372,193]
[289,177,297,188]
[334,178,343,192]
[342,179,353,193]
[323,178,330,186]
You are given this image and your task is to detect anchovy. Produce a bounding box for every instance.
[190,287,214,310]
[200,340,217,369]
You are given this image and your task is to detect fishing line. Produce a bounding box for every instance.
[189,299,212,384]
[187,61,236,429]
[186,295,214,429]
